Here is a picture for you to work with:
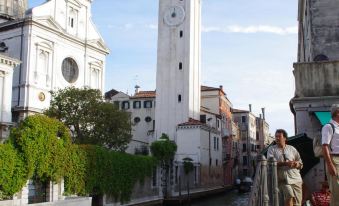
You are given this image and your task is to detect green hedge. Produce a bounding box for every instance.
[65,145,156,203]
[0,144,26,198]
[0,115,156,203]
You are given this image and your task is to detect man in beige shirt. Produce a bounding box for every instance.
[322,104,339,206]
[267,129,303,206]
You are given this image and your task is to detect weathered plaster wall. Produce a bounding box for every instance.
[294,61,339,97]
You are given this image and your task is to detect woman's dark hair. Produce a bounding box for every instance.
[275,129,288,138]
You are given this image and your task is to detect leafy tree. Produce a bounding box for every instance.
[92,102,132,151]
[150,133,177,198]
[45,87,132,150]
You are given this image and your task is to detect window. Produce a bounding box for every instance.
[194,166,197,183]
[134,117,140,124]
[243,156,248,166]
[209,158,212,166]
[243,169,248,176]
[133,101,141,109]
[178,95,182,102]
[217,120,220,128]
[217,138,219,150]
[243,144,247,152]
[216,159,218,166]
[175,166,178,184]
[241,116,246,123]
[214,137,217,150]
[91,69,99,89]
[200,115,206,123]
[180,30,183,37]
[144,100,152,108]
[179,62,183,70]
[145,116,152,123]
[62,57,78,83]
[122,101,130,110]
[152,167,157,187]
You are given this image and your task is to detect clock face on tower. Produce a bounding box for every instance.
[164,6,185,26]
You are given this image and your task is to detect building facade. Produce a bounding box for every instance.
[0,0,109,121]
[0,52,20,141]
[291,0,339,196]
[0,0,108,204]
[106,87,156,154]
[232,106,269,179]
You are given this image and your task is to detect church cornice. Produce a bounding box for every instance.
[0,17,109,55]
[0,53,21,68]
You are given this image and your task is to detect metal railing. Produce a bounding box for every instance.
[249,155,280,206]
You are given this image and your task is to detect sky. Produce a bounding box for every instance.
[29,0,298,136]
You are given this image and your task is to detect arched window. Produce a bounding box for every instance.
[38,51,48,75]
[91,69,99,89]
[313,54,329,62]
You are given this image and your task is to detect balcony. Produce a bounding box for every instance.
[293,61,339,98]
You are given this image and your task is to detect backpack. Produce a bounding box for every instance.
[313,123,335,157]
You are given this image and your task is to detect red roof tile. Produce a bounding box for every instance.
[131,91,156,99]
[178,118,204,126]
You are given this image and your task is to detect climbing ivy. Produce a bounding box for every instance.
[9,115,72,182]
[65,145,156,203]
[150,133,177,162]
[150,133,177,198]
[0,114,156,204]
[0,143,27,198]
[183,157,194,175]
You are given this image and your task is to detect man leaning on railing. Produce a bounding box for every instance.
[267,129,303,206]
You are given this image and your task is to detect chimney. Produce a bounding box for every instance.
[134,85,140,95]
[262,108,266,120]
[259,114,262,119]
[249,104,252,112]
[219,85,223,91]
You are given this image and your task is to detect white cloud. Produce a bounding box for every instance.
[146,24,158,30]
[202,25,298,35]
[108,23,297,36]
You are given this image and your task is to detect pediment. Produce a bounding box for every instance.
[34,16,64,32]
[89,60,103,68]
[67,0,82,9]
[87,39,109,53]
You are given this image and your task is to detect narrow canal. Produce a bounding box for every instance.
[190,190,249,206]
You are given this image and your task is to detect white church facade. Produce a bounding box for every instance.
[0,0,109,123]
[0,0,108,204]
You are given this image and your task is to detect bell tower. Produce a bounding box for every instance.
[0,0,27,21]
[155,0,201,140]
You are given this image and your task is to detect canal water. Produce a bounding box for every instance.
[190,190,249,206]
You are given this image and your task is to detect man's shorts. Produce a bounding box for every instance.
[279,182,302,206]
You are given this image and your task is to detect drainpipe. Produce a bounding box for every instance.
[17,19,25,108]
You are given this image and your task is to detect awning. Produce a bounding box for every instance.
[314,111,331,126]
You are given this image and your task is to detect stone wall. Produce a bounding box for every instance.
[309,0,339,61]
[0,197,91,206]
[293,61,339,97]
